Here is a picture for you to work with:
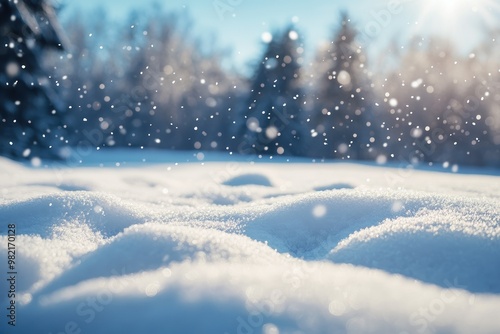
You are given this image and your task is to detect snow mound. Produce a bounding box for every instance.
[0,156,24,173]
[0,192,146,238]
[242,188,498,260]
[34,224,282,297]
[329,209,500,293]
[223,173,273,187]
[1,155,499,333]
[18,261,500,334]
[314,182,354,191]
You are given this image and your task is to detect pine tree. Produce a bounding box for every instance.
[237,26,306,157]
[310,12,373,160]
[0,0,66,160]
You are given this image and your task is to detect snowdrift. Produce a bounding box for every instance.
[0,151,499,333]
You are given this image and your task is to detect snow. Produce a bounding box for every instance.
[1,150,499,333]
[223,174,273,187]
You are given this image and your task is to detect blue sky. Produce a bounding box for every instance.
[60,0,499,73]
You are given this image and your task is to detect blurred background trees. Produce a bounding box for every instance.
[236,26,306,157]
[2,2,499,167]
[308,13,375,161]
[46,7,243,153]
[0,0,67,159]
[374,36,499,167]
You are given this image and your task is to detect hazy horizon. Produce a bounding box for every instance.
[59,0,500,74]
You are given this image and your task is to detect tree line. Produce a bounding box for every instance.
[2,3,500,167]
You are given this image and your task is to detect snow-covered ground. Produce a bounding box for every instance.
[1,150,499,333]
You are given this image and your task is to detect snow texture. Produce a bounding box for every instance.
[0,150,499,334]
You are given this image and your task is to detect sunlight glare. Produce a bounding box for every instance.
[423,0,474,19]
[414,0,498,34]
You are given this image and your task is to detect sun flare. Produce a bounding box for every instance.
[437,0,470,11]
[419,0,476,20]
[411,0,500,33]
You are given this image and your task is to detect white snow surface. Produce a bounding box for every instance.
[1,150,499,334]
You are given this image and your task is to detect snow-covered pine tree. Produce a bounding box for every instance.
[0,0,66,160]
[310,12,373,160]
[237,26,306,157]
